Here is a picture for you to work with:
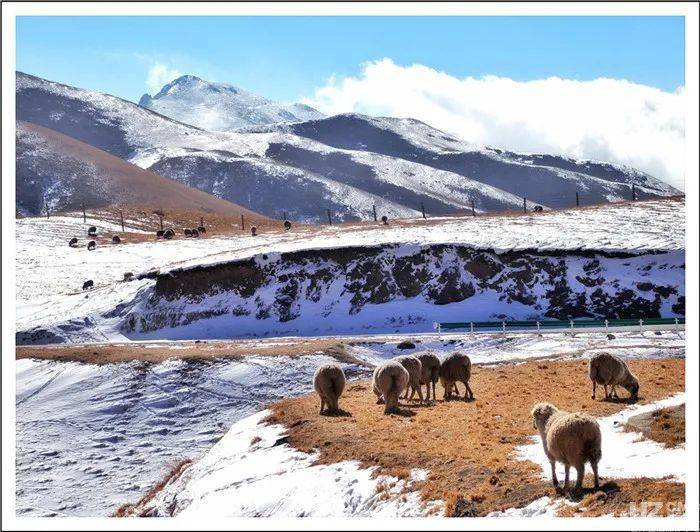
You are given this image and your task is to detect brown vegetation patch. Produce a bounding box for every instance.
[625,403,685,449]
[113,459,192,517]
[267,357,684,517]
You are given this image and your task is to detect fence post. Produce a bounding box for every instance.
[437,323,441,334]
[605,319,609,334]
[327,209,332,225]
[241,214,245,231]
[372,205,377,222]
[421,202,426,220]
[82,204,86,223]
[576,191,580,207]
[639,318,643,334]
[200,216,204,228]
[569,319,574,331]
[471,199,476,217]
[158,214,163,231]
[536,321,540,333]
[632,183,637,201]
[675,317,679,332]
[502,321,506,332]
[523,197,527,213]
[120,210,124,232]
[470,322,474,333]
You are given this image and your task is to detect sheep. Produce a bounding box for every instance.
[68,237,78,247]
[191,229,199,238]
[156,230,165,239]
[163,229,174,240]
[395,355,424,403]
[251,226,257,236]
[112,235,121,244]
[284,220,292,231]
[123,272,134,282]
[372,360,409,414]
[184,228,192,237]
[87,226,97,236]
[415,351,440,401]
[589,352,639,400]
[381,215,388,225]
[87,241,96,251]
[533,205,544,212]
[530,402,601,492]
[439,352,474,401]
[197,226,206,233]
[82,280,94,290]
[313,363,346,414]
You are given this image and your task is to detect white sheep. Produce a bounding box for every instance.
[415,351,440,402]
[395,355,424,403]
[372,360,410,414]
[313,363,346,414]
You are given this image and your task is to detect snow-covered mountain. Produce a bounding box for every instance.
[16,72,681,222]
[138,75,324,131]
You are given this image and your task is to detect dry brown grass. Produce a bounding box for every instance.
[267,357,685,517]
[112,459,192,517]
[625,404,685,449]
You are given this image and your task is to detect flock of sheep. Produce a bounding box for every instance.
[313,350,640,494]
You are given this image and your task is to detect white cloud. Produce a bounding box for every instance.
[303,59,685,190]
[145,63,182,94]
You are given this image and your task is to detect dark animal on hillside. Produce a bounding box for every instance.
[82,280,94,290]
[381,215,388,225]
[184,229,192,237]
[156,230,165,239]
[68,237,78,247]
[533,205,544,212]
[87,241,96,251]
[112,235,121,244]
[251,226,257,236]
[191,229,199,238]
[197,226,206,233]
[87,226,97,236]
[284,220,292,231]
[164,229,175,240]
[123,272,134,282]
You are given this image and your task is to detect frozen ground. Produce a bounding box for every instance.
[15,330,684,517]
[15,198,685,339]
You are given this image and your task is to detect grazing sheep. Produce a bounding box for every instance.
[284,220,292,231]
[82,280,94,290]
[123,272,134,282]
[156,230,165,239]
[197,226,206,233]
[395,355,424,403]
[531,402,601,492]
[163,229,174,240]
[313,363,346,414]
[439,352,474,401]
[184,228,192,237]
[111,235,121,244]
[87,240,96,251]
[191,229,199,238]
[87,226,97,236]
[68,237,78,247]
[415,351,440,401]
[589,353,639,400]
[381,215,388,225]
[251,226,257,236]
[372,360,409,414]
[533,205,544,212]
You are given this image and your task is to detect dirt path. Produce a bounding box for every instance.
[267,357,685,517]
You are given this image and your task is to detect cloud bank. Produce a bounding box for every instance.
[145,63,182,94]
[303,59,685,190]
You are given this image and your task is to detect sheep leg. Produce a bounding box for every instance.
[603,384,610,399]
[611,385,619,399]
[432,381,437,402]
[574,464,585,493]
[550,460,559,487]
[416,383,424,404]
[591,459,600,490]
[465,381,474,400]
[563,465,570,489]
[320,397,326,414]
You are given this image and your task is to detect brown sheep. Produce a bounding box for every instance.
[589,353,639,400]
[372,360,409,414]
[531,402,601,492]
[439,352,474,401]
[415,351,440,401]
[313,363,346,414]
[395,355,424,403]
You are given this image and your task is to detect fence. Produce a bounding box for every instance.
[434,317,685,334]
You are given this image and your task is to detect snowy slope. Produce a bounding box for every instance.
[138,75,324,131]
[17,72,680,222]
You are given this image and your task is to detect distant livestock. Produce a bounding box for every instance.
[531,402,601,492]
[284,220,292,231]
[251,226,257,236]
[82,280,94,290]
[87,226,97,236]
[313,363,346,414]
[123,272,134,282]
[372,360,409,414]
[589,353,639,400]
[197,226,206,234]
[68,237,78,247]
[87,241,96,251]
[381,215,388,225]
[394,355,424,403]
[191,229,199,238]
[112,235,121,244]
[156,230,165,239]
[184,229,192,237]
[439,352,474,401]
[163,229,175,240]
[415,351,440,401]
[533,205,544,212]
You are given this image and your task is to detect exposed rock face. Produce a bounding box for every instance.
[121,245,684,338]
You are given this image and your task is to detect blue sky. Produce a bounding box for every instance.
[16,16,684,103]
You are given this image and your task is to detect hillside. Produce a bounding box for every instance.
[17,72,681,222]
[15,121,266,217]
